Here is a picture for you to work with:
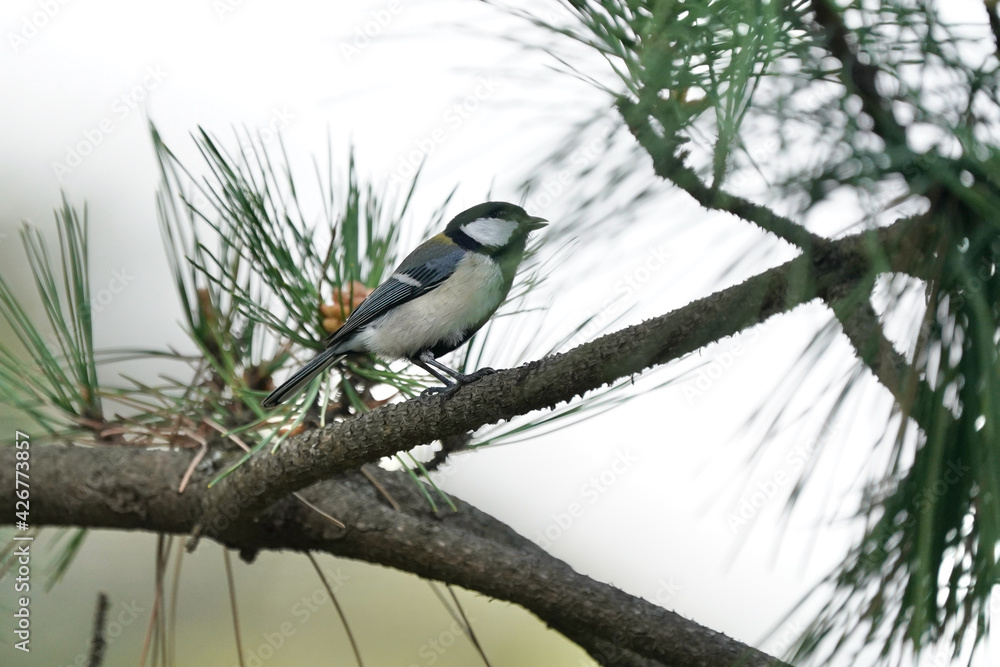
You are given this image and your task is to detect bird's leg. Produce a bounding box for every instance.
[423,353,497,383]
[412,355,455,387]
[413,351,495,397]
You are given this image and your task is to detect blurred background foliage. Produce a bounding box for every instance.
[3,0,1000,664]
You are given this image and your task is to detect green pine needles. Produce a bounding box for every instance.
[512,0,1000,663]
[1,123,647,489]
[0,197,101,437]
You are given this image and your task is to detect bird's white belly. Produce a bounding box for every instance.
[355,253,506,359]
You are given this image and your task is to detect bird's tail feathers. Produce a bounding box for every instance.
[261,348,346,408]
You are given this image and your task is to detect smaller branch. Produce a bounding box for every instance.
[86,592,110,667]
[809,0,908,147]
[823,214,942,434]
[832,293,940,444]
[985,0,1000,60]
[833,298,906,399]
[177,441,207,494]
[443,584,491,667]
[306,552,365,667]
[618,98,825,251]
[223,548,246,667]
[621,95,943,437]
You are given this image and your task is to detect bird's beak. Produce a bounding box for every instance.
[525,216,548,231]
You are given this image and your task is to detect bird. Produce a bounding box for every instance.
[261,201,547,408]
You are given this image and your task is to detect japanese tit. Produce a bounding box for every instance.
[261,201,547,408]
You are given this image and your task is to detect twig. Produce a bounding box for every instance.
[987,0,1000,58]
[86,592,109,667]
[177,440,207,494]
[832,298,907,401]
[305,552,365,667]
[447,584,492,667]
[618,98,824,251]
[360,465,401,510]
[137,534,169,667]
[223,548,246,667]
[809,0,908,146]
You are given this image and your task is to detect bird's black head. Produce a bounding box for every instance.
[443,201,547,251]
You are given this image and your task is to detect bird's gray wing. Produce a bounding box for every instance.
[324,244,465,350]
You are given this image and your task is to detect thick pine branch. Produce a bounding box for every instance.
[0,446,784,667]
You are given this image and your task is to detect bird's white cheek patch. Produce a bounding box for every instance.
[461,217,516,247]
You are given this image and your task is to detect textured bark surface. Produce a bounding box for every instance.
[0,446,783,667]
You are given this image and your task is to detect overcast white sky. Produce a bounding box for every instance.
[0,0,996,665]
